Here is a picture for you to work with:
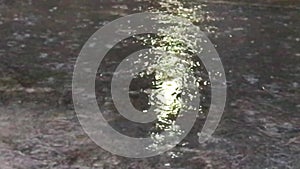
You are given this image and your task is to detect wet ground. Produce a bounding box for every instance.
[0,0,299,168]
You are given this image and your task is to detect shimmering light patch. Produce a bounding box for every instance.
[133,0,210,149]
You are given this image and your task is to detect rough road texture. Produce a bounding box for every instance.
[0,0,299,168]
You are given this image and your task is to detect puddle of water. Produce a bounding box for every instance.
[0,0,299,168]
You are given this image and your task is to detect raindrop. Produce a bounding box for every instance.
[39,53,48,58]
[243,75,259,84]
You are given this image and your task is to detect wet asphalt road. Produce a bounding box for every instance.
[0,0,299,168]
